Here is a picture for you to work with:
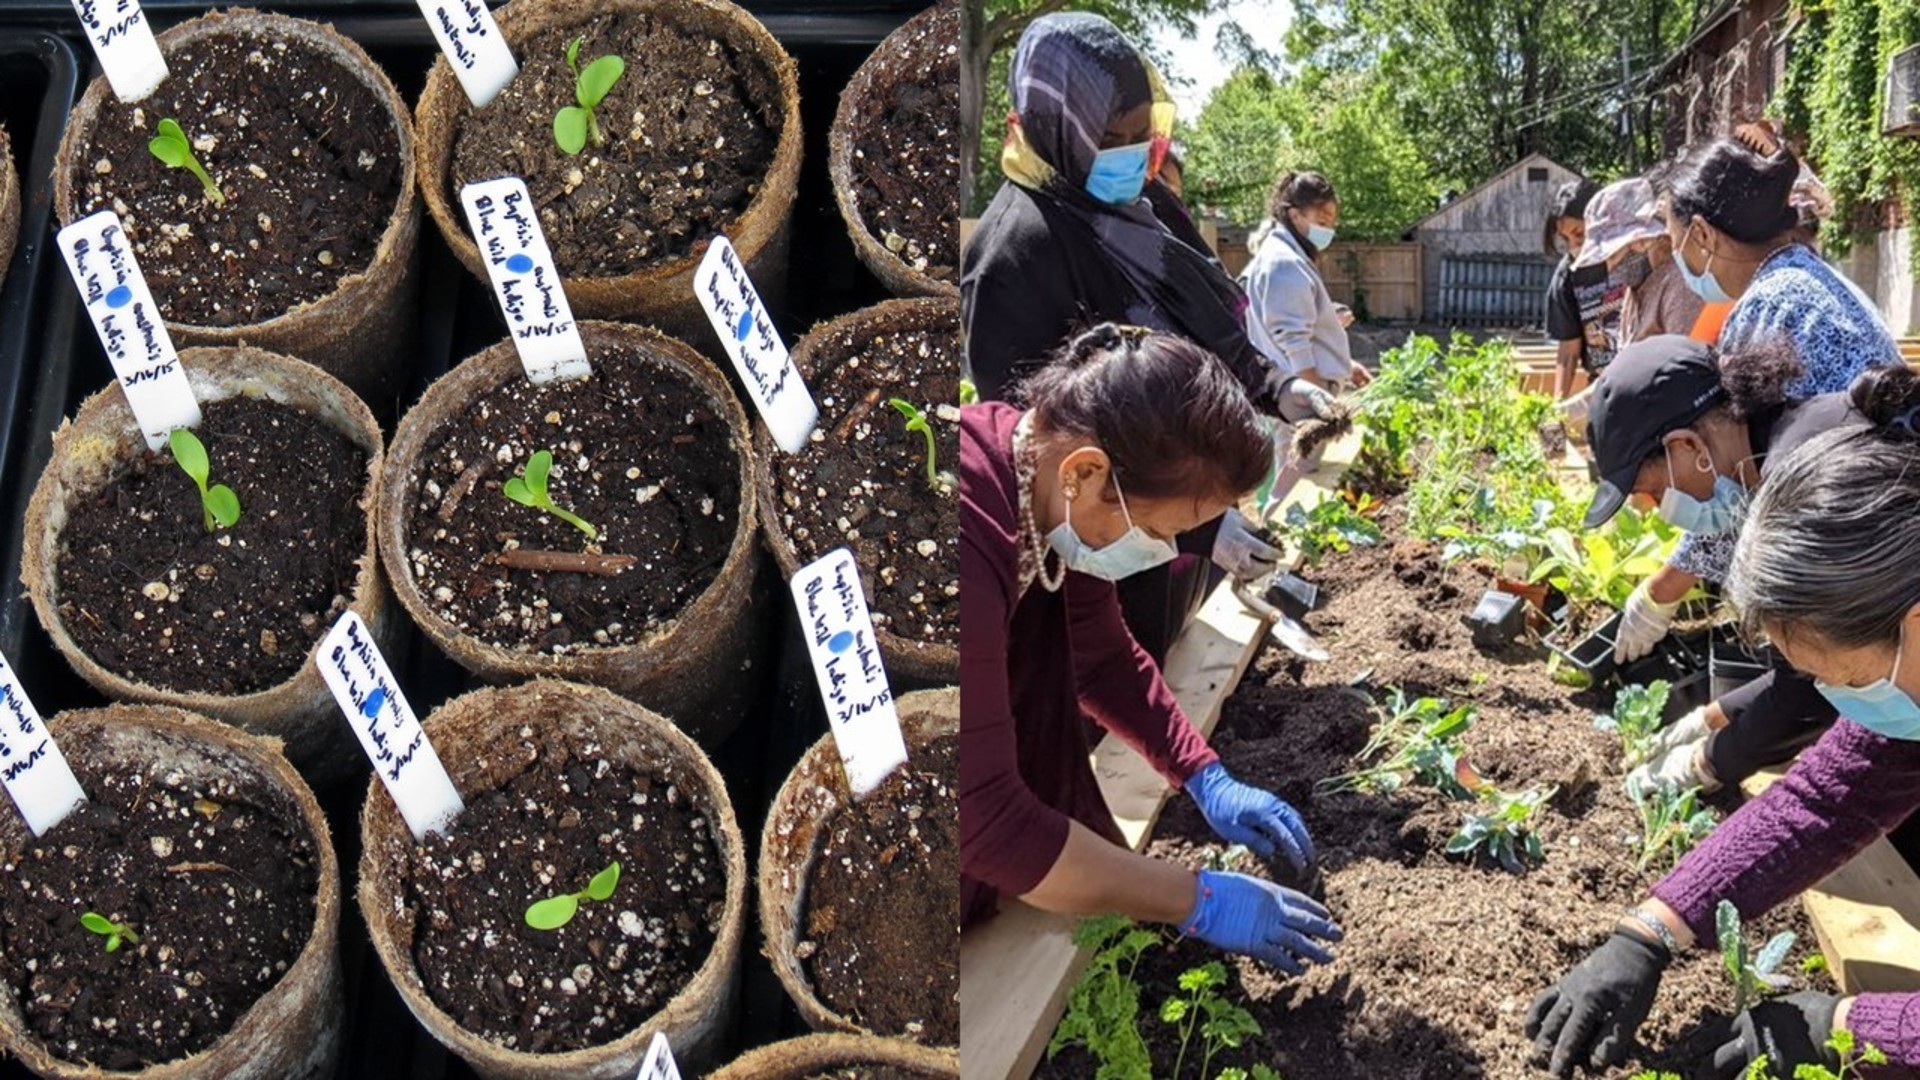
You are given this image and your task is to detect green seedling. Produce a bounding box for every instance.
[888,398,954,493]
[1282,492,1383,566]
[1718,899,1797,1014]
[1801,952,1830,976]
[1667,1030,1890,1080]
[1323,688,1479,798]
[958,379,978,405]
[1159,961,1262,1080]
[503,449,598,540]
[169,428,241,531]
[147,118,224,206]
[524,860,621,930]
[1048,914,1159,1078]
[1629,781,1716,872]
[553,38,625,154]
[1446,784,1555,873]
[80,911,139,953]
[1596,680,1672,765]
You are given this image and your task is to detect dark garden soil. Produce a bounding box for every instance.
[450,10,781,278]
[1038,503,1815,1080]
[402,347,738,655]
[802,735,959,1047]
[72,32,402,326]
[0,760,319,1069]
[56,396,368,695]
[845,2,959,283]
[774,319,959,650]
[402,734,726,1053]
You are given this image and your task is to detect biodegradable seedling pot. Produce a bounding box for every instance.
[756,298,959,686]
[21,347,395,784]
[827,1,958,297]
[377,322,762,744]
[758,687,957,1047]
[52,10,422,406]
[706,1034,958,1080]
[358,679,746,1080]
[414,0,803,348]
[0,705,342,1080]
[0,123,18,297]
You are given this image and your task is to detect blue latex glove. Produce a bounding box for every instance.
[1184,762,1316,874]
[1181,869,1342,975]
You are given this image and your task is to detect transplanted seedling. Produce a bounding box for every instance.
[1159,961,1263,1080]
[525,860,621,930]
[553,38,625,154]
[147,118,225,206]
[1597,679,1671,765]
[1718,899,1797,1014]
[80,911,140,953]
[503,449,598,540]
[1048,914,1158,1077]
[1628,781,1716,872]
[1322,688,1479,799]
[169,428,241,531]
[1283,492,1382,566]
[888,398,955,493]
[1446,784,1555,873]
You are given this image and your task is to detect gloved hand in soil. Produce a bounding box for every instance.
[1525,929,1671,1078]
[1181,868,1342,975]
[1212,508,1284,584]
[1698,991,1842,1080]
[1625,707,1720,795]
[1625,706,1713,769]
[1184,762,1315,873]
[1277,377,1342,425]
[1613,582,1681,664]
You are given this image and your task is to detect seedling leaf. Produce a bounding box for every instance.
[146,117,224,205]
[586,860,620,901]
[502,476,536,506]
[79,912,115,934]
[169,427,209,484]
[565,36,582,71]
[525,448,553,493]
[205,485,241,528]
[554,107,590,155]
[169,428,242,531]
[525,892,579,930]
[577,55,625,106]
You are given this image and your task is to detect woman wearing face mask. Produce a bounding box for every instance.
[1240,170,1369,392]
[1526,363,1920,1080]
[1543,178,1604,400]
[1579,335,1858,796]
[1574,176,1703,347]
[1611,131,1899,667]
[960,324,1343,975]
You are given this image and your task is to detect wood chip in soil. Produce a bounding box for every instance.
[0,762,319,1070]
[1038,502,1814,1080]
[450,10,781,278]
[56,395,368,695]
[72,31,402,326]
[403,730,725,1053]
[774,318,959,652]
[802,735,958,1047]
[846,2,959,283]
[403,348,738,655]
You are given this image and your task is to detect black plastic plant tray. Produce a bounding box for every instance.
[0,5,931,1077]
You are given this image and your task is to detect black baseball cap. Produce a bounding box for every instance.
[1582,335,1727,529]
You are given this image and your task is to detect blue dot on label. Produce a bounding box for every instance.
[505,253,534,274]
[735,310,753,341]
[105,285,133,309]
[828,630,854,654]
[362,687,387,718]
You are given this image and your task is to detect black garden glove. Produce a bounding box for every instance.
[1525,929,1671,1077]
[1698,991,1842,1080]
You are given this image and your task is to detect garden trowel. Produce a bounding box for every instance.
[1232,580,1330,662]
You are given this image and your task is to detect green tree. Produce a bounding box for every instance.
[1179,66,1303,224]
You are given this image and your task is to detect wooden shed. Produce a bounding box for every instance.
[1405,153,1585,326]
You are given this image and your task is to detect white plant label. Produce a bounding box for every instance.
[415,0,518,107]
[634,1032,682,1080]
[316,613,464,840]
[790,548,908,798]
[695,235,818,454]
[69,0,167,102]
[461,177,590,384]
[58,211,200,450]
[0,652,87,837]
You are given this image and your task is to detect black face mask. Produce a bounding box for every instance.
[1615,251,1652,289]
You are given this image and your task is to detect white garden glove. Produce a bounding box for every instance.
[1613,583,1680,664]
[1625,706,1712,769]
[1213,507,1283,583]
[1625,708,1721,796]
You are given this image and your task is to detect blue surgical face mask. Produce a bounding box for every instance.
[1657,436,1747,535]
[1677,224,1734,304]
[1815,625,1920,741]
[1047,472,1177,581]
[1306,223,1337,249]
[1085,141,1152,205]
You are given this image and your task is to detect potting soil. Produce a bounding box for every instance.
[845,2,959,284]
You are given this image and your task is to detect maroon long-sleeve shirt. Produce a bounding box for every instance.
[960,402,1218,923]
[1652,718,1920,1072]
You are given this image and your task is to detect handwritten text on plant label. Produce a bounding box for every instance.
[58,211,201,450]
[415,0,517,107]
[68,0,167,102]
[0,652,87,837]
[462,177,591,384]
[695,236,818,455]
[790,548,908,797]
[316,613,464,840]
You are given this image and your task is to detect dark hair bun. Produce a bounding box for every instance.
[1716,341,1804,419]
[1668,135,1799,244]
[1851,365,1920,441]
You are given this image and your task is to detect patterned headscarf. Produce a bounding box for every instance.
[1002,12,1175,191]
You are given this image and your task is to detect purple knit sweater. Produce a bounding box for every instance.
[1652,719,1920,1072]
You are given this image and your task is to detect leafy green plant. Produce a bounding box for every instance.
[525,860,621,930]
[1446,783,1555,873]
[169,427,241,531]
[553,38,625,154]
[1595,679,1672,765]
[503,449,597,540]
[1676,1029,1891,1080]
[1629,783,1717,872]
[1718,899,1797,1014]
[147,118,224,206]
[1160,961,1262,1080]
[79,911,139,952]
[1282,491,1383,565]
[1529,523,1667,613]
[1048,914,1160,1079]
[1801,952,1830,976]
[1322,688,1478,799]
[888,398,955,493]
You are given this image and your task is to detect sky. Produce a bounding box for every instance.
[1152,0,1295,120]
